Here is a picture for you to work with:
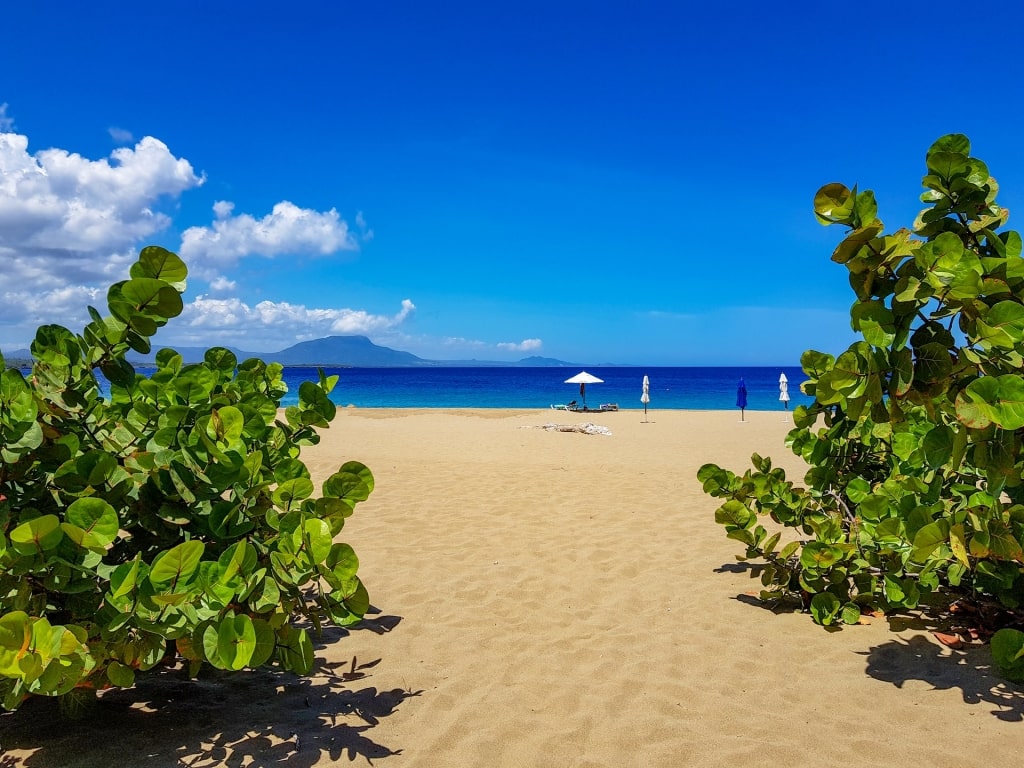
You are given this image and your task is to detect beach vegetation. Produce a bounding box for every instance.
[699,135,1024,674]
[0,247,372,713]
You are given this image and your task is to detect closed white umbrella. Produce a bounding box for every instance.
[641,375,650,422]
[779,372,790,422]
[564,371,603,411]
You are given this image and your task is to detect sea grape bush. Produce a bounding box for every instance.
[0,247,372,711]
[698,135,1024,672]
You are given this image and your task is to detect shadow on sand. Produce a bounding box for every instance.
[863,634,1024,721]
[0,615,419,767]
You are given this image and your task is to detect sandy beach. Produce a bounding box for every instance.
[2,408,1022,767]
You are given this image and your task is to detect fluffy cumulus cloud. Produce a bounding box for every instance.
[497,338,542,352]
[0,128,205,342]
[173,296,417,349]
[0,134,204,255]
[0,124,381,351]
[179,200,359,277]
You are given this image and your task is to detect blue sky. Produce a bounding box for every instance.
[3,2,1024,365]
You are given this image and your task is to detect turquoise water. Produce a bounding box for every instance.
[274,366,809,411]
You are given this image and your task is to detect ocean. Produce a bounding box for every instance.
[268,366,810,411]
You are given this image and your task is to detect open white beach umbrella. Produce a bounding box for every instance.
[779,372,790,409]
[641,374,650,422]
[564,371,603,411]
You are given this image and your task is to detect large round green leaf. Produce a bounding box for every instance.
[276,625,314,674]
[323,462,375,502]
[131,245,188,289]
[273,477,315,509]
[208,405,244,444]
[976,301,1024,350]
[0,612,31,677]
[292,519,333,566]
[956,375,1024,429]
[217,613,257,671]
[120,278,184,319]
[10,515,64,555]
[810,592,841,625]
[813,183,855,225]
[0,369,37,422]
[851,301,895,348]
[205,348,237,374]
[172,366,217,402]
[149,540,205,587]
[61,497,119,549]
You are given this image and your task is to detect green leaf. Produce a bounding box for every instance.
[10,515,64,555]
[911,520,950,561]
[926,150,969,181]
[992,628,1024,681]
[131,246,188,289]
[851,301,896,347]
[118,278,184,320]
[293,519,333,566]
[810,593,841,625]
[62,497,119,549]
[250,619,276,667]
[110,557,144,601]
[801,542,842,570]
[976,301,1024,350]
[217,613,257,671]
[0,612,31,678]
[956,375,1024,430]
[987,520,1024,560]
[149,541,205,587]
[814,183,855,225]
[841,603,862,625]
[273,477,315,508]
[106,660,136,688]
[928,133,971,157]
[922,425,953,468]
[323,462,375,502]
[208,405,245,444]
[276,626,315,674]
[204,347,237,372]
[714,500,754,529]
[914,343,952,385]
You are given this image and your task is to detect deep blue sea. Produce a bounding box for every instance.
[268,366,809,411]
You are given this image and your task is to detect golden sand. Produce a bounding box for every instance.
[2,408,1021,766]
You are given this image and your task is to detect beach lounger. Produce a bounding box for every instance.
[598,403,619,411]
[551,400,580,411]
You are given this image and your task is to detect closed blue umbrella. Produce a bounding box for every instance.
[737,378,748,421]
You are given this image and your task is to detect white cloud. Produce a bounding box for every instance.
[0,284,102,334]
[0,131,204,282]
[108,127,134,144]
[179,200,359,277]
[442,337,487,348]
[497,338,542,352]
[209,275,236,292]
[0,131,207,345]
[170,296,417,348]
[0,127,377,352]
[355,210,374,242]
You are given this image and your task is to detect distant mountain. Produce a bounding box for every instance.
[4,335,577,368]
[268,336,425,366]
[517,356,573,367]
